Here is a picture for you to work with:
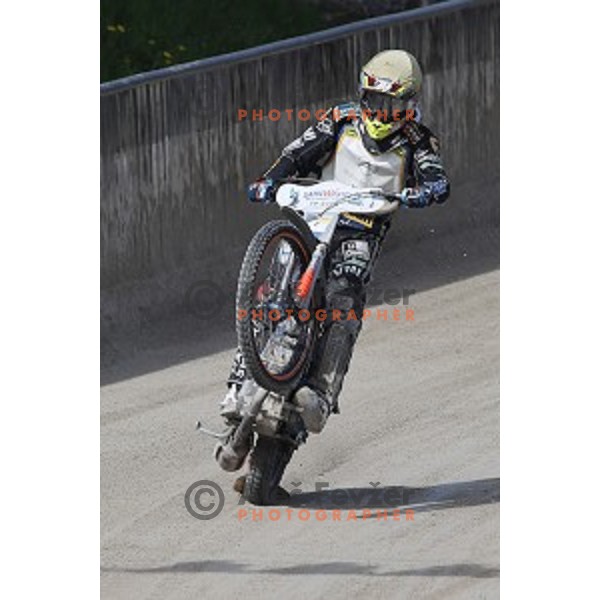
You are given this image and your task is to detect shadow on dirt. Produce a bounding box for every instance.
[284,476,499,512]
[102,560,498,578]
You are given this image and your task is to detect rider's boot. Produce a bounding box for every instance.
[219,348,251,420]
[293,386,331,433]
[218,384,243,419]
[295,319,361,432]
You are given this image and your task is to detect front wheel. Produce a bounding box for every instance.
[236,220,318,394]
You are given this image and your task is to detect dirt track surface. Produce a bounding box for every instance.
[101,239,499,599]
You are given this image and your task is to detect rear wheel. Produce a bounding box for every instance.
[236,220,318,394]
[242,436,294,505]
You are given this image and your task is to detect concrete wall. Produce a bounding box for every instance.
[101,0,499,341]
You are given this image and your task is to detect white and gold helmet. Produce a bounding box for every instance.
[359,50,423,140]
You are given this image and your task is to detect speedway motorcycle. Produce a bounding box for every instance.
[198,179,402,505]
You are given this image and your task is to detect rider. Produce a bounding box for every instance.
[220,49,450,435]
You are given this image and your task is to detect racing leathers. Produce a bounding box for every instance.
[226,102,450,425]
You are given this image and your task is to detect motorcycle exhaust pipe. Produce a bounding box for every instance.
[215,387,269,472]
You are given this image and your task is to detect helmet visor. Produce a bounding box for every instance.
[360,90,412,122]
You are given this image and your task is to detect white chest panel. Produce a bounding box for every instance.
[321,124,407,193]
